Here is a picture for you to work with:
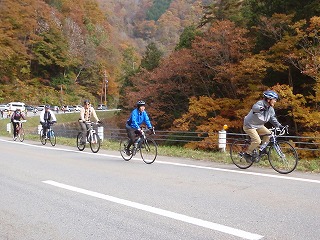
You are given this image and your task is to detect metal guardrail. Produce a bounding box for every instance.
[22,125,320,153]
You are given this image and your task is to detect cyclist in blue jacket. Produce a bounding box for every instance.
[125,100,153,154]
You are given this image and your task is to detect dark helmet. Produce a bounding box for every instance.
[263,90,279,100]
[136,100,146,108]
[84,99,90,104]
[16,108,21,112]
[45,105,50,109]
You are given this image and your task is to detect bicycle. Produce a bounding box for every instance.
[12,119,27,142]
[76,121,101,153]
[40,121,56,146]
[230,125,299,174]
[119,127,157,164]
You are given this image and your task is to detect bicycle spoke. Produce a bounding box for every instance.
[140,138,157,164]
[49,130,56,146]
[18,128,25,142]
[89,133,100,153]
[77,132,85,151]
[119,139,133,161]
[40,129,46,145]
[268,141,298,174]
[230,139,253,169]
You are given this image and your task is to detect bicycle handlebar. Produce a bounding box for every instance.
[270,125,289,136]
[13,120,27,123]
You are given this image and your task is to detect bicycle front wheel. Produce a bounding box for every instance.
[49,130,56,146]
[140,138,157,164]
[268,140,298,174]
[119,139,133,161]
[89,132,100,153]
[39,129,46,145]
[76,132,85,151]
[230,139,253,169]
[18,128,25,142]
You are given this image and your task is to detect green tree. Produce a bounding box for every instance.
[140,42,163,71]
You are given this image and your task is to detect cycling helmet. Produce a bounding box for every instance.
[136,100,146,108]
[45,105,50,109]
[84,99,90,104]
[263,90,279,100]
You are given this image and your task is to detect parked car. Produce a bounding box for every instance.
[67,105,75,112]
[37,105,46,111]
[50,105,59,111]
[0,104,8,112]
[25,105,35,112]
[97,104,107,110]
[73,105,82,111]
[7,102,26,112]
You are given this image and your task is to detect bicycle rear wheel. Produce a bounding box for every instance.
[268,140,298,174]
[119,139,133,161]
[39,129,46,145]
[18,128,25,142]
[49,130,56,146]
[230,139,253,169]
[89,133,100,153]
[76,132,85,151]
[140,138,157,164]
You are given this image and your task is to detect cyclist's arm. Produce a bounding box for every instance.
[90,107,100,122]
[143,111,152,129]
[50,111,57,122]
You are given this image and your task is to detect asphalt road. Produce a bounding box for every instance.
[1,138,320,240]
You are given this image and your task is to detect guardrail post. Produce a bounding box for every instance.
[218,125,228,152]
[38,125,42,134]
[98,126,104,142]
[7,123,11,133]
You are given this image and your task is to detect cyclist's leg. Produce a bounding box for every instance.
[125,125,136,149]
[79,121,87,143]
[40,122,47,137]
[257,126,271,144]
[243,126,261,153]
[12,122,18,138]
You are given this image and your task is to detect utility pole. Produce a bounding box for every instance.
[104,70,108,105]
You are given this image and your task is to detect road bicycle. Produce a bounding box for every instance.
[76,122,101,153]
[119,127,157,164]
[40,121,56,146]
[12,119,27,142]
[230,125,298,174]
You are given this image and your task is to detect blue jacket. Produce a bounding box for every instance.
[126,108,152,129]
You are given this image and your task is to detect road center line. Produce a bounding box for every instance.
[43,180,263,240]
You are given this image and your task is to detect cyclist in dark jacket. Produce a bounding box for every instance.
[125,100,153,154]
[11,109,26,140]
[243,90,284,162]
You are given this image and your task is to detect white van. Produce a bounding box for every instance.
[7,102,26,112]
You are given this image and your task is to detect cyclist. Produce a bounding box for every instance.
[125,100,153,154]
[79,99,101,144]
[243,90,284,162]
[11,108,26,140]
[40,105,57,138]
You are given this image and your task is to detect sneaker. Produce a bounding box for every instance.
[243,153,253,163]
[13,136,17,141]
[125,148,131,156]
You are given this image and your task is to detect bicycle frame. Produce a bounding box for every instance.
[120,127,157,164]
[230,125,298,174]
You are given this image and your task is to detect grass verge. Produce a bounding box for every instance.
[0,113,319,173]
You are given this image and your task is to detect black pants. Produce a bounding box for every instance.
[125,124,140,148]
[40,122,50,135]
[12,122,19,137]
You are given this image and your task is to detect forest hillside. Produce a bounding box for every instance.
[0,0,320,157]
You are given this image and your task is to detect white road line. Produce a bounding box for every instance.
[43,180,263,240]
[2,138,320,184]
